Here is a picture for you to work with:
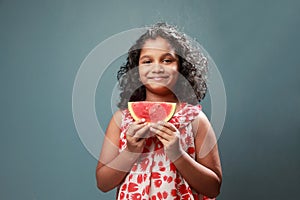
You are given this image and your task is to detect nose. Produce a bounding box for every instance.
[152,64,164,73]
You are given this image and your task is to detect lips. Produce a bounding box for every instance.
[148,76,169,81]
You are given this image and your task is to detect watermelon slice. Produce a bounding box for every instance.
[128,101,177,122]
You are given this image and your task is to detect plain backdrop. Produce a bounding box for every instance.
[1,0,299,199]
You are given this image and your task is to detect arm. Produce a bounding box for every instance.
[174,111,222,198]
[96,111,149,192]
[151,111,222,198]
[96,110,133,192]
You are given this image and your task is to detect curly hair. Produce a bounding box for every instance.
[117,22,208,109]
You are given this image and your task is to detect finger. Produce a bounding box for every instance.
[155,134,167,146]
[136,137,146,146]
[150,126,172,141]
[127,122,147,136]
[134,124,150,139]
[135,118,146,124]
[128,118,147,131]
[157,121,177,132]
[150,123,173,136]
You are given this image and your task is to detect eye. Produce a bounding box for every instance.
[162,58,174,64]
[163,59,171,63]
[142,60,152,64]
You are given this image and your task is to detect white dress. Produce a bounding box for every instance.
[117,103,215,200]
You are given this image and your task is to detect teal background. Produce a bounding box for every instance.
[1,0,300,199]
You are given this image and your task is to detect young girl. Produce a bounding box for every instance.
[96,23,222,200]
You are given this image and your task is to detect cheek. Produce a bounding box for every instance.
[172,73,179,84]
[138,67,143,75]
[170,65,179,76]
[171,62,179,72]
[138,67,147,82]
[167,67,179,86]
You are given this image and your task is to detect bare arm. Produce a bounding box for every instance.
[96,110,132,192]
[174,111,222,197]
[96,111,149,192]
[151,111,222,198]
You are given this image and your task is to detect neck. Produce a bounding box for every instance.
[145,91,178,103]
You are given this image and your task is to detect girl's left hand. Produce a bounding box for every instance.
[150,121,184,161]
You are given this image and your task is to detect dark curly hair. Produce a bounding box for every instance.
[117,22,208,109]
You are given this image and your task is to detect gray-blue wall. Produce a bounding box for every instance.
[1,0,299,199]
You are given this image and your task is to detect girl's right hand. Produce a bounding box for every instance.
[125,119,150,153]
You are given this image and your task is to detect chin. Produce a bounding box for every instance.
[145,85,175,95]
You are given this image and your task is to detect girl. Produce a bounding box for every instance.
[96,23,222,200]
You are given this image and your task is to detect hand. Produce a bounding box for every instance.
[150,121,184,161]
[126,119,150,153]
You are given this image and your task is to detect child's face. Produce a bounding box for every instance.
[138,37,179,95]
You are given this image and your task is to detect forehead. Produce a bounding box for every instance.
[140,37,175,54]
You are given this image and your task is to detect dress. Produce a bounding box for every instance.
[117,103,214,200]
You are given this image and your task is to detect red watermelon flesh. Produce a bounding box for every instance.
[128,101,176,122]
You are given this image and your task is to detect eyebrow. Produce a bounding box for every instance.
[139,52,177,60]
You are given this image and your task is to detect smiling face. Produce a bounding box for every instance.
[138,37,179,100]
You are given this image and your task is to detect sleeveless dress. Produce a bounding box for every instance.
[117,103,215,200]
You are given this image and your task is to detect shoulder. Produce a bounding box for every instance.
[194,110,209,125]
[109,109,126,129]
[113,109,123,123]
[103,110,125,145]
[191,110,211,136]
